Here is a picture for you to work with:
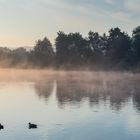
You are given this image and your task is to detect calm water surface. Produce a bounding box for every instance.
[0,71,140,140]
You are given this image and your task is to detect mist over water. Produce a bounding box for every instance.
[0,69,140,140]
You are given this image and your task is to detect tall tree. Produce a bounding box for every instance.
[30,37,54,67]
[55,31,68,66]
[87,31,105,66]
[55,31,87,67]
[106,27,131,68]
[132,26,140,64]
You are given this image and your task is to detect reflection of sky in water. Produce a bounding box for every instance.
[0,76,140,140]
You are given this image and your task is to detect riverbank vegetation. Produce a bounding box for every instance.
[0,26,140,71]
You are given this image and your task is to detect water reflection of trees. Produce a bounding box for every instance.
[132,80,140,112]
[35,80,54,100]
[34,75,140,111]
[56,78,133,110]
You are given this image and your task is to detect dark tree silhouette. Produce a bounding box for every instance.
[87,31,107,68]
[0,26,139,70]
[132,26,140,65]
[55,31,68,66]
[106,27,131,69]
[55,31,87,68]
[30,37,54,67]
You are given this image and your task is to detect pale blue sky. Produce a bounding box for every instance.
[0,0,139,47]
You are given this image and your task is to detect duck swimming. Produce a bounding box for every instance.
[28,122,37,129]
[0,123,4,130]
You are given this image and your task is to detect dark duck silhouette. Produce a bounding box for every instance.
[28,122,37,129]
[0,123,4,130]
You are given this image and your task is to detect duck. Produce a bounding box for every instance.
[28,122,37,129]
[0,123,4,129]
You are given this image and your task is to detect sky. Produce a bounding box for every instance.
[0,0,139,47]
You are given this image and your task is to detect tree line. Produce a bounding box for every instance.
[0,26,140,70]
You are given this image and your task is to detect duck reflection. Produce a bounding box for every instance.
[34,75,140,111]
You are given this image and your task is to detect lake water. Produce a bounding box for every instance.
[0,70,140,140]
